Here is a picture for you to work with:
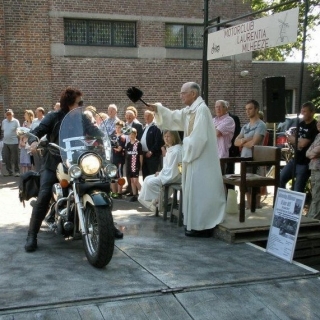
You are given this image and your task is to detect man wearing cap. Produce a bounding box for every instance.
[1,109,20,176]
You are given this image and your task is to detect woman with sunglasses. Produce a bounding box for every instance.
[24,87,84,252]
[24,87,123,252]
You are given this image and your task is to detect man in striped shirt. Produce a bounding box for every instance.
[213,100,235,158]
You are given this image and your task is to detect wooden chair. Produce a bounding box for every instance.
[155,182,181,221]
[169,184,183,227]
[220,145,281,223]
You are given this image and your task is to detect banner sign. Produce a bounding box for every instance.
[207,7,299,60]
[266,188,305,263]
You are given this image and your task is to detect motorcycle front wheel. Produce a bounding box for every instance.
[82,204,115,268]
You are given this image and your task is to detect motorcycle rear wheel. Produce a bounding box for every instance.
[83,204,115,268]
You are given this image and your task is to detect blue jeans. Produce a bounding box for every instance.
[279,159,310,192]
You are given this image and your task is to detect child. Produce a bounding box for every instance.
[110,121,126,198]
[138,130,182,212]
[125,128,143,202]
[20,110,34,173]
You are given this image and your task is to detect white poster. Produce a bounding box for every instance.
[207,7,299,60]
[266,188,305,263]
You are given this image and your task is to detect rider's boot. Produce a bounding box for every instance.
[25,216,42,252]
[114,225,123,239]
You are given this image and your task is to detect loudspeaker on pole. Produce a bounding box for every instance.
[262,76,286,123]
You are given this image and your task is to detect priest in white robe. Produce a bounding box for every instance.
[147,82,226,237]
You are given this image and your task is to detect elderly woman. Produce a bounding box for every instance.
[306,117,320,219]
[138,130,182,212]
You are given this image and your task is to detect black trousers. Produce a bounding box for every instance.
[31,169,58,222]
[142,155,161,180]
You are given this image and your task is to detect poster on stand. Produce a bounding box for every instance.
[266,188,305,263]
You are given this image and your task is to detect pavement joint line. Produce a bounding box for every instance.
[0,273,319,316]
[115,243,172,289]
[247,241,320,274]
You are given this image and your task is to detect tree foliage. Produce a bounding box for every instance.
[247,0,320,107]
[308,63,320,109]
[247,0,319,61]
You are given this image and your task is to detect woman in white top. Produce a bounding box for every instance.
[139,130,182,212]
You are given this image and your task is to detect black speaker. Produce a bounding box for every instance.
[262,76,286,123]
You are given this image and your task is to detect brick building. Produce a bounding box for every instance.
[0,0,313,126]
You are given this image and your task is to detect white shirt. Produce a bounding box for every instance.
[140,123,152,152]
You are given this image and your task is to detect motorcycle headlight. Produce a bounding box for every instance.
[105,164,117,178]
[80,154,101,176]
[68,165,82,178]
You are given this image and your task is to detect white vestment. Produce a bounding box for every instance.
[154,97,226,230]
[138,144,182,208]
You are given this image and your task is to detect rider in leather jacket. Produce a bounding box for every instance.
[25,87,123,252]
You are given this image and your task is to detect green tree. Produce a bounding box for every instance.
[308,63,320,109]
[248,0,319,61]
[248,0,320,108]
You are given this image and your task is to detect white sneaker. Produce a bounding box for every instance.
[14,172,20,177]
[149,204,157,213]
[151,199,158,206]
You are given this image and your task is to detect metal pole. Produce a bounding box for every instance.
[201,0,209,103]
[292,0,309,190]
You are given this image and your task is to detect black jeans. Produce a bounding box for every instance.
[31,169,58,222]
[3,143,19,174]
[142,155,161,180]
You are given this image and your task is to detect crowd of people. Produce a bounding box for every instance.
[1,82,320,246]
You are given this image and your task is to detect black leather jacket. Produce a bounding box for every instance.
[28,110,67,172]
[28,110,105,172]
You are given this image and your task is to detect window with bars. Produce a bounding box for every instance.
[165,24,203,49]
[64,19,136,47]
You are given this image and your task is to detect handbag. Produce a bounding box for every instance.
[18,171,40,207]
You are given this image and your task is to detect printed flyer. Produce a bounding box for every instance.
[266,188,305,263]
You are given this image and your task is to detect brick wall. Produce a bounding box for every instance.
[1,0,52,120]
[252,62,313,115]
[50,57,205,121]
[0,0,314,128]
[0,1,7,111]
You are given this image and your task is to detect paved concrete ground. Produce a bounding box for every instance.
[1,175,320,319]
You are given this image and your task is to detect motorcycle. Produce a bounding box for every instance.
[17,107,119,268]
[266,128,296,164]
